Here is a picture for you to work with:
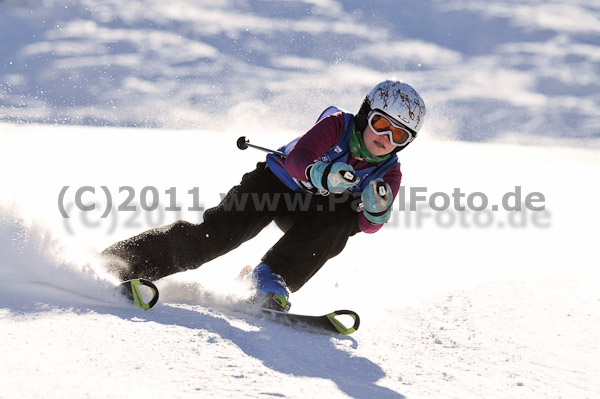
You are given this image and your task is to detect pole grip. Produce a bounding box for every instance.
[237,136,249,150]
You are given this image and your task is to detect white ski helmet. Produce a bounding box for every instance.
[365,80,426,134]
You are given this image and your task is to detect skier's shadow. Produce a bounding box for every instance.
[141,304,405,399]
[0,284,404,399]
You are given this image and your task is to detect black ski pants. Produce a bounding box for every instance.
[101,162,361,292]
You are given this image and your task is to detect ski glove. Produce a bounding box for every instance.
[361,178,393,224]
[307,161,360,194]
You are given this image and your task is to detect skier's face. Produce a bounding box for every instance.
[363,125,396,156]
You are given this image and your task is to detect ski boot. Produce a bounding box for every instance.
[247,263,291,312]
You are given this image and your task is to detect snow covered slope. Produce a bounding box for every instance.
[1,0,600,142]
[0,123,598,399]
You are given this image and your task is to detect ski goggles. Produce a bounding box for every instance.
[368,111,415,147]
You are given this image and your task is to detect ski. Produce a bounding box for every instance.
[235,265,360,335]
[259,308,360,336]
[118,278,159,310]
[116,277,359,335]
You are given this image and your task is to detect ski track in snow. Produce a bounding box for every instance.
[366,280,600,398]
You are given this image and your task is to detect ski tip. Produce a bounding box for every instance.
[119,278,159,310]
[326,310,360,335]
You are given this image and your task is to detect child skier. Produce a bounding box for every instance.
[101,80,427,311]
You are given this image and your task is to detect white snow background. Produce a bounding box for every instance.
[1,1,599,398]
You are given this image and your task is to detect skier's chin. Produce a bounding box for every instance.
[367,141,390,156]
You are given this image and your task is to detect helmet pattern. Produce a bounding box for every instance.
[366,80,426,134]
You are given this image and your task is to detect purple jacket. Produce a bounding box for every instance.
[283,111,402,234]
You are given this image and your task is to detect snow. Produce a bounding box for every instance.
[1,0,600,398]
[1,123,599,399]
[2,0,600,142]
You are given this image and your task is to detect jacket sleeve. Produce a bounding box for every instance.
[284,112,345,181]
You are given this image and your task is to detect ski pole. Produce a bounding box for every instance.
[236,136,385,214]
[237,136,287,158]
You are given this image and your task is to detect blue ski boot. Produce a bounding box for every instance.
[249,262,291,312]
